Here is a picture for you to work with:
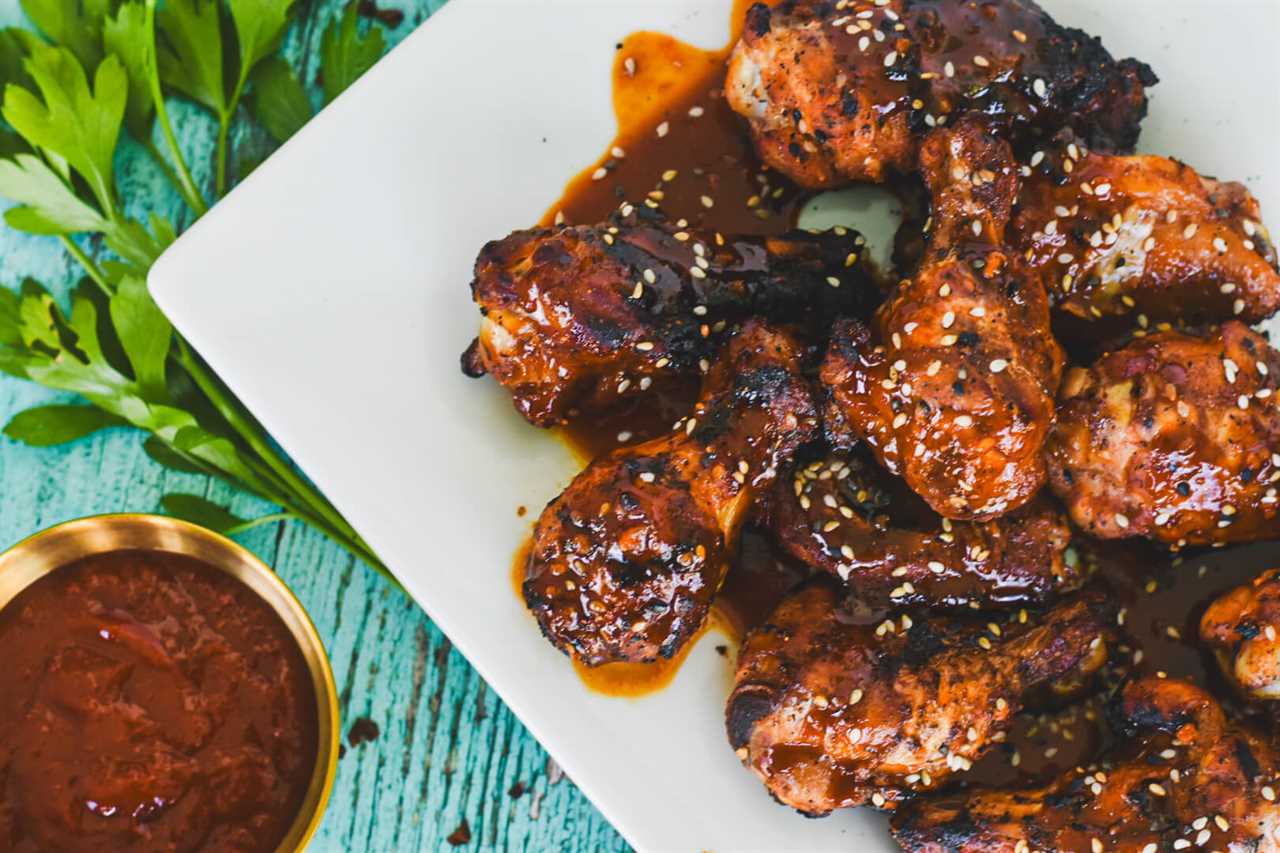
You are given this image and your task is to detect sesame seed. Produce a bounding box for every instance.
[1032,78,1047,98]
[1091,839,1103,853]
[942,311,956,328]
[638,472,655,483]
[955,415,973,428]
[857,35,870,51]
[1234,299,1245,315]
[635,341,655,351]
[941,334,957,346]
[1114,513,1130,528]
[827,276,841,288]
[611,146,626,159]
[1195,829,1210,846]
[884,50,898,67]
[989,359,1008,373]
[1215,816,1229,831]
[1184,224,1198,239]
[687,105,704,118]
[1264,786,1276,801]
[700,195,714,209]
[1149,783,1167,796]
[943,60,955,77]
[1239,395,1250,410]
[656,121,669,138]
[973,54,989,67]
[591,166,608,181]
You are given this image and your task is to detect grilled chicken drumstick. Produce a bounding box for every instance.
[1014,133,1280,331]
[463,206,872,426]
[772,450,1077,609]
[892,677,1280,852]
[725,0,1155,187]
[1201,568,1280,701]
[823,118,1063,521]
[1047,322,1280,548]
[523,321,818,666]
[726,580,1110,815]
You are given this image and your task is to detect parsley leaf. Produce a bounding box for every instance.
[103,0,155,139]
[19,0,111,70]
[0,28,38,93]
[227,0,293,91]
[109,274,171,397]
[2,44,126,215]
[3,403,125,446]
[249,55,311,143]
[0,151,107,234]
[156,0,226,115]
[319,0,384,105]
[160,493,248,532]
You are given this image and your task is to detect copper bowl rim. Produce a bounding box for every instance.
[0,513,341,852]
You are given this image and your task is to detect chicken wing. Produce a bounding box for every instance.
[523,321,817,666]
[1046,322,1280,548]
[724,0,1155,188]
[772,450,1078,609]
[1013,134,1280,332]
[892,677,1280,852]
[726,580,1110,815]
[822,118,1063,521]
[1201,568,1280,701]
[463,205,872,426]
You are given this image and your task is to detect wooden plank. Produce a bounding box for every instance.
[0,0,632,848]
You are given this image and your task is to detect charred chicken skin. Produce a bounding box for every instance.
[463,206,872,426]
[1202,568,1280,701]
[1046,322,1280,548]
[1013,134,1280,331]
[772,450,1077,609]
[823,118,1063,521]
[892,677,1280,853]
[726,580,1109,815]
[523,321,818,666]
[724,0,1155,188]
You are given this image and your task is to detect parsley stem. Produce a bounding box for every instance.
[141,136,206,220]
[58,235,112,297]
[144,0,208,218]
[223,511,296,536]
[215,114,231,198]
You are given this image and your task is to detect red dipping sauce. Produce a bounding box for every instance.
[0,550,319,852]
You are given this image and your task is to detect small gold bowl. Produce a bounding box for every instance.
[0,513,340,852]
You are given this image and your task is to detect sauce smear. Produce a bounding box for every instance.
[0,550,318,852]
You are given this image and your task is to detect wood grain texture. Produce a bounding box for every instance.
[0,0,630,849]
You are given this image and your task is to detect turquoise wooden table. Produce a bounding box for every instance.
[0,0,629,849]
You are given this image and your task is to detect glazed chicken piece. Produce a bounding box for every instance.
[523,321,817,666]
[822,118,1064,521]
[724,0,1155,188]
[1046,322,1280,548]
[772,450,1078,609]
[1013,134,1280,332]
[726,580,1110,815]
[462,205,872,426]
[892,677,1280,852]
[1202,568,1280,701]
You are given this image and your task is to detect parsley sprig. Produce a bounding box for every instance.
[0,0,394,577]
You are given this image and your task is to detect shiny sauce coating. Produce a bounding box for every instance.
[524,0,1280,804]
[0,550,318,852]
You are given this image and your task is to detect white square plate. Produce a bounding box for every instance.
[150,1,1280,850]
